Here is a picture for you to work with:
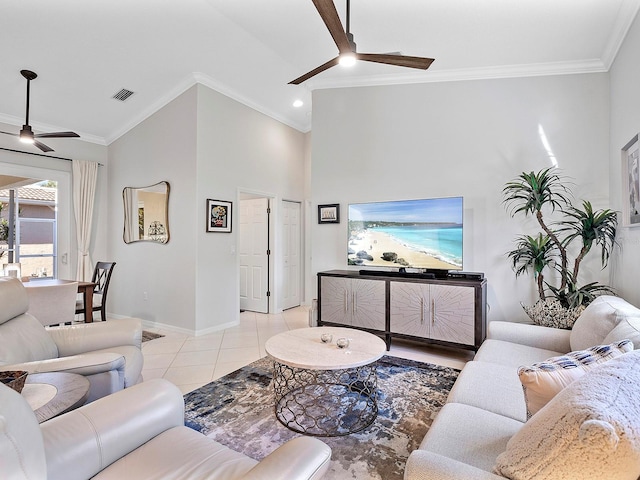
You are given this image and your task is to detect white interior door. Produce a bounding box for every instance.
[281,201,301,310]
[239,197,269,313]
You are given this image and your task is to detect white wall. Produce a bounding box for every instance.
[107,84,306,333]
[108,87,198,331]
[609,12,640,307]
[311,73,611,323]
[195,85,306,331]
[0,121,108,280]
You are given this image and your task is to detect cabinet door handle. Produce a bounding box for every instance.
[352,292,356,315]
[420,297,424,324]
[432,299,436,324]
[344,291,348,314]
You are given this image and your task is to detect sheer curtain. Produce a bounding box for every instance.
[72,159,98,281]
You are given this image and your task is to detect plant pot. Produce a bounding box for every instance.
[0,370,28,393]
[522,299,585,329]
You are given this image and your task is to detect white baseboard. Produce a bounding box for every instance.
[108,312,238,337]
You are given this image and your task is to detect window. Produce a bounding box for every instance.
[0,181,58,278]
[0,159,71,281]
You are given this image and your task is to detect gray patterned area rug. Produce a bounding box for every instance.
[184,355,459,480]
[141,331,164,342]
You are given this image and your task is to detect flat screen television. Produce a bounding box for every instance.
[348,197,463,271]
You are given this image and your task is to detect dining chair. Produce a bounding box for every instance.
[26,281,78,326]
[75,261,116,322]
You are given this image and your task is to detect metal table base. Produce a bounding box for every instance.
[271,361,378,437]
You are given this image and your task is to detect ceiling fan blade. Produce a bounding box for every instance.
[33,140,54,153]
[312,0,352,54]
[357,53,435,70]
[289,56,340,85]
[0,131,18,137]
[34,131,80,139]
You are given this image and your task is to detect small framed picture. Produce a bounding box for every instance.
[207,199,232,232]
[622,134,640,226]
[318,204,340,224]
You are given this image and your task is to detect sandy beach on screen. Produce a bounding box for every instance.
[348,229,458,270]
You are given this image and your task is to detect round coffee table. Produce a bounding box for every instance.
[265,327,386,437]
[21,372,90,423]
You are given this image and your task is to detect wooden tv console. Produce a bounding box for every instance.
[317,270,487,351]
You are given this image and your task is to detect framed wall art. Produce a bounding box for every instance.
[622,134,640,226]
[318,204,340,224]
[206,199,232,232]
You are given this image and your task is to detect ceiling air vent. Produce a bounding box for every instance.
[112,88,135,102]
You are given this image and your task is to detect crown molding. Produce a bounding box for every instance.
[601,0,640,69]
[192,72,311,133]
[29,56,614,146]
[4,46,634,148]
[306,59,610,90]
[105,72,311,144]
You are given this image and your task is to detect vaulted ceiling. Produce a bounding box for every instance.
[0,0,638,147]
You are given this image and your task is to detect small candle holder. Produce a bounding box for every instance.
[320,333,333,344]
[336,337,350,349]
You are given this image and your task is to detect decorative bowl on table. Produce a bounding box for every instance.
[0,370,28,393]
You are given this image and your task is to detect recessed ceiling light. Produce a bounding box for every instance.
[293,99,304,108]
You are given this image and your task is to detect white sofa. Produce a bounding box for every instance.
[2,378,332,480]
[0,277,143,402]
[405,295,640,480]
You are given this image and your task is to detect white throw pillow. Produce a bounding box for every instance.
[603,317,640,349]
[570,296,640,351]
[495,350,640,480]
[518,340,633,419]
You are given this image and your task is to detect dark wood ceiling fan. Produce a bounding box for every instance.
[289,0,435,85]
[0,70,79,152]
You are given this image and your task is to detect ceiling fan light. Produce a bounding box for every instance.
[19,126,34,144]
[339,53,356,67]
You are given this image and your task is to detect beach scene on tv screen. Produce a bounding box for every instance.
[348,197,463,270]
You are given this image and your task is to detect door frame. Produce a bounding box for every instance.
[236,189,306,314]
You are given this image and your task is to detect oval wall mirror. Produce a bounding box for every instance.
[122,181,170,244]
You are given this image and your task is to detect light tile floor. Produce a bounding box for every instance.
[141,306,475,394]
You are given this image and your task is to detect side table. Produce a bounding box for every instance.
[21,372,90,423]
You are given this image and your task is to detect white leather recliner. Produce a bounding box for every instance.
[0,277,143,402]
[1,378,332,480]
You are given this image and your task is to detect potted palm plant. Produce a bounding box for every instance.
[503,168,618,328]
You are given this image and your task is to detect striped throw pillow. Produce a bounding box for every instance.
[518,339,633,419]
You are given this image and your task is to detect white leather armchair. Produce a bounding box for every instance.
[0,277,143,402]
[2,378,332,480]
